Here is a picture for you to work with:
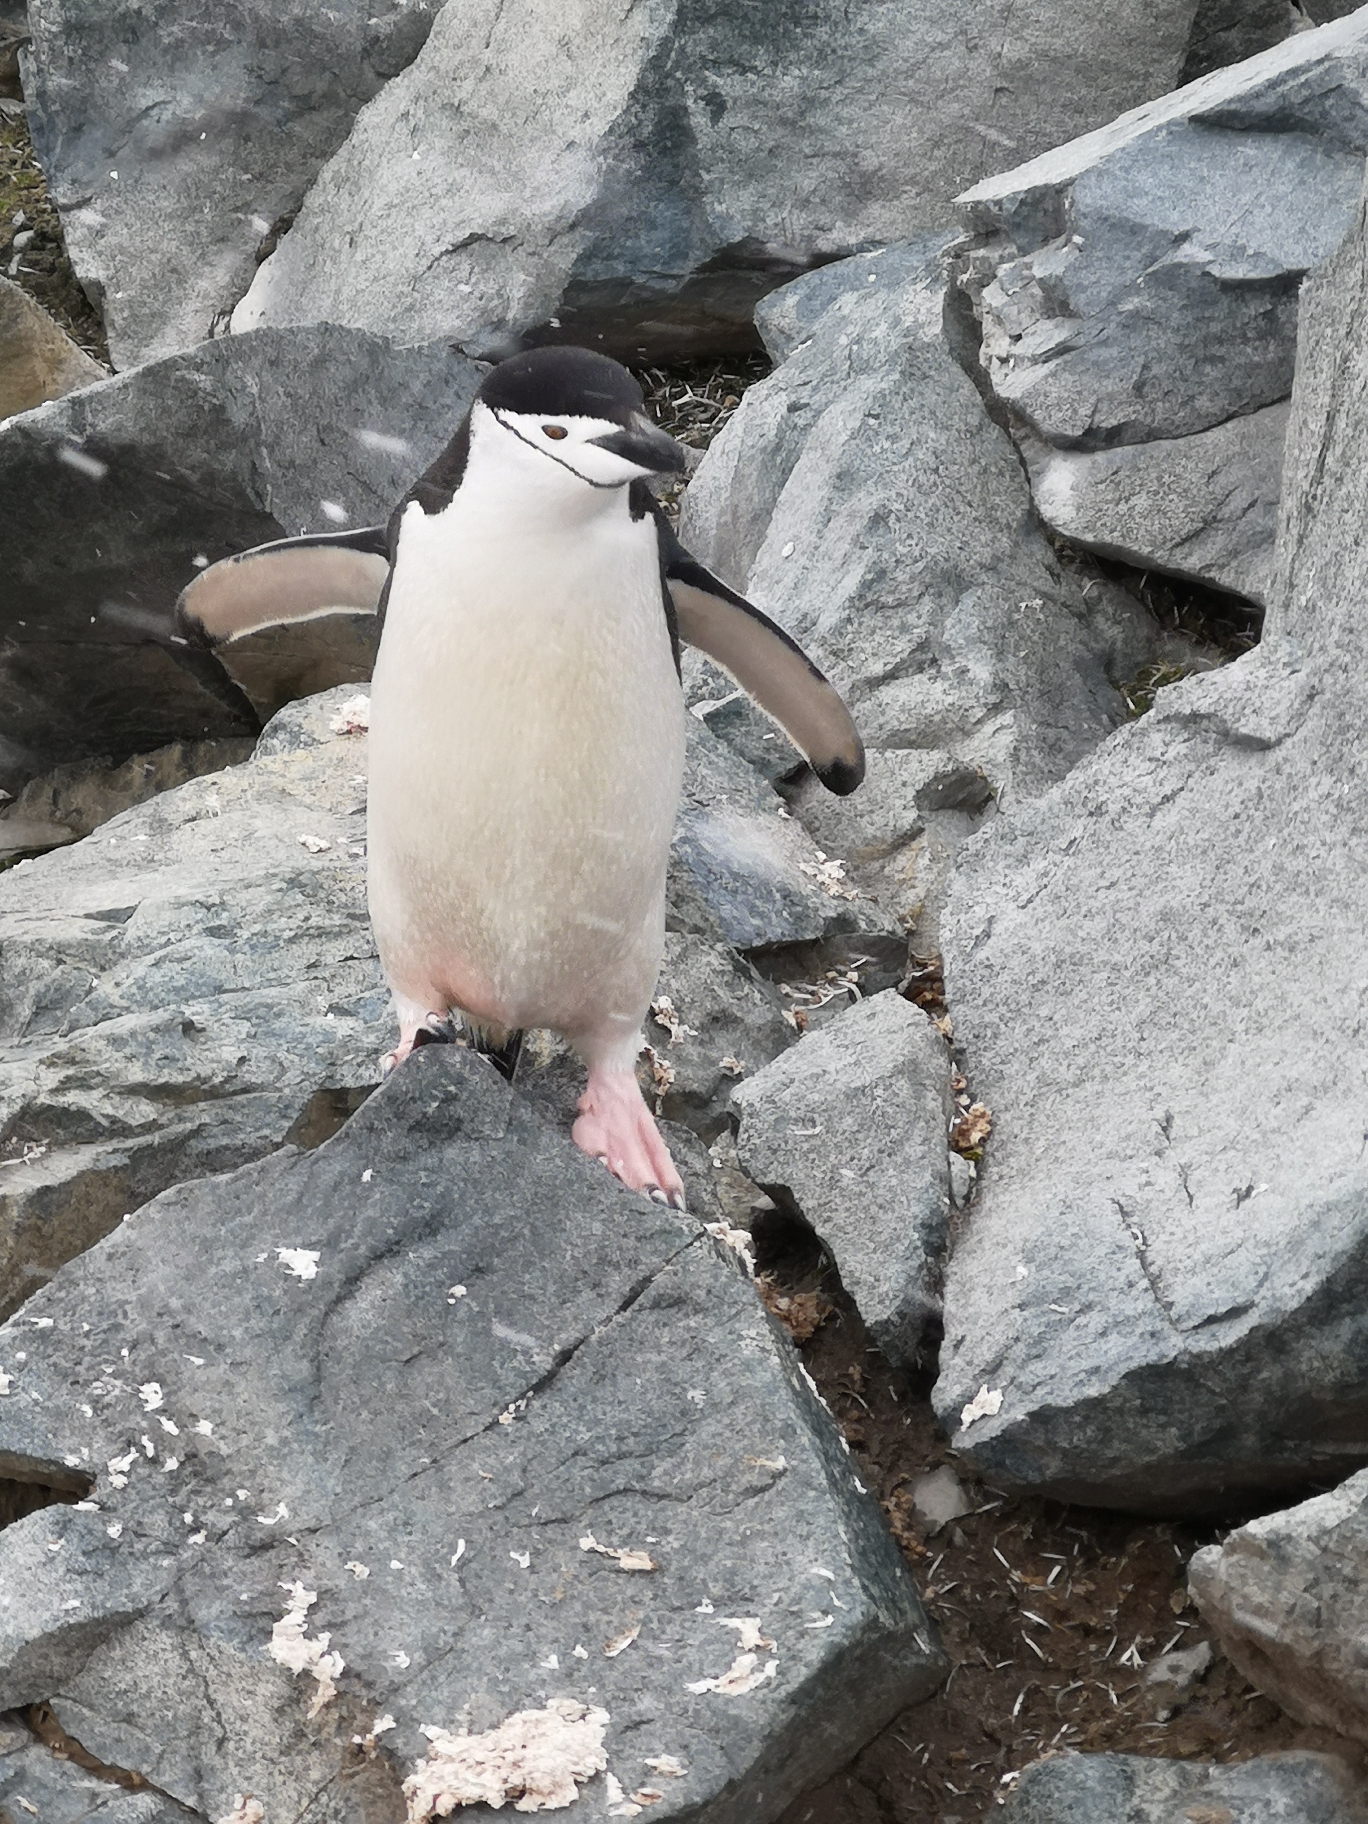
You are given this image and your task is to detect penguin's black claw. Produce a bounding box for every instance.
[646,1184,669,1206]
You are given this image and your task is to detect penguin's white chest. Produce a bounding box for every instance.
[366,487,685,1049]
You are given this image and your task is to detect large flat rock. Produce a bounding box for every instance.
[1189,1470,1368,1744]
[1020,403,1289,607]
[0,1047,946,1822]
[0,687,387,1323]
[22,0,444,369]
[0,326,479,792]
[231,0,1197,360]
[931,183,1368,1511]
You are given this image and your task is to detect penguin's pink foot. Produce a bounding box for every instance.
[380,1011,457,1079]
[573,1067,686,1210]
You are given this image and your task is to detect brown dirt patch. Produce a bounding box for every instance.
[755,1225,1367,1823]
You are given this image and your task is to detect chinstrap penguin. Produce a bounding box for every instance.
[177,345,865,1209]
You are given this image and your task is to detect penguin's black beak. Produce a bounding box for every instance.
[590,415,688,475]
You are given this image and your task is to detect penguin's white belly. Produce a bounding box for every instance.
[367,498,685,1050]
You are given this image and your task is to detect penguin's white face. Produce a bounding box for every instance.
[470,399,686,496]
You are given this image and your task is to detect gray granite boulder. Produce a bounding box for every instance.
[0,1046,946,1822]
[0,325,479,793]
[931,183,1368,1510]
[21,0,444,369]
[646,931,796,1139]
[668,718,897,952]
[1005,1750,1368,1822]
[1189,1471,1368,1743]
[957,12,1368,601]
[1020,405,1289,608]
[679,238,1167,945]
[232,0,1197,360]
[733,992,952,1367]
[958,14,1368,450]
[0,687,387,1323]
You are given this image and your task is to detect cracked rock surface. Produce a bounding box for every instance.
[1189,1469,1368,1745]
[229,0,1198,361]
[22,0,445,370]
[0,1710,190,1824]
[0,687,387,1324]
[0,1046,945,1823]
[957,11,1368,599]
[933,178,1368,1511]
[0,325,479,793]
[1004,1748,1368,1822]
[733,993,952,1370]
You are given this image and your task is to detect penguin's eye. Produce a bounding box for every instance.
[542,424,568,440]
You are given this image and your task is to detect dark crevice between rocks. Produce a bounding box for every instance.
[634,351,772,521]
[281,1085,375,1150]
[0,1454,92,1531]
[18,1703,178,1801]
[0,93,110,368]
[753,1219,1368,1824]
[747,932,910,1016]
[940,255,1017,441]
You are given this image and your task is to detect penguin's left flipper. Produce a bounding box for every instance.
[175,526,392,648]
[656,516,865,797]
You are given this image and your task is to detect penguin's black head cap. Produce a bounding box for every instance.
[480,345,686,481]
[482,345,644,421]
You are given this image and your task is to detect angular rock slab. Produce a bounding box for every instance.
[0,1712,189,1824]
[1021,404,1288,608]
[0,325,479,791]
[0,736,255,860]
[22,0,443,370]
[232,0,1198,359]
[680,240,1162,806]
[668,718,896,952]
[0,687,387,1322]
[733,993,952,1367]
[1189,1470,1368,1744]
[0,1048,946,1823]
[958,12,1368,450]
[646,931,796,1140]
[1004,1749,1368,1823]
[932,187,1368,1510]
[0,277,105,421]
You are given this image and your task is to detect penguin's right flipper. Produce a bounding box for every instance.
[651,507,865,796]
[175,526,391,648]
[175,527,392,721]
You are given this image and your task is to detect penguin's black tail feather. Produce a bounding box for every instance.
[470,1028,525,1084]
